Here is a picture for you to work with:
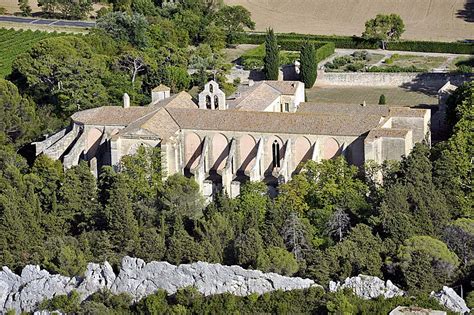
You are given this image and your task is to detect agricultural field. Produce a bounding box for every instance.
[0,28,63,77]
[224,0,474,42]
[306,86,438,107]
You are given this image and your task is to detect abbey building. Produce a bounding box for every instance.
[34,80,430,199]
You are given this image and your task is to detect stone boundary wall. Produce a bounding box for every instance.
[315,71,473,87]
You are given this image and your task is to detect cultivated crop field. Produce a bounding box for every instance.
[224,0,474,42]
[0,28,62,77]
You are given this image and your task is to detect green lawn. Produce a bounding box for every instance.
[306,86,438,107]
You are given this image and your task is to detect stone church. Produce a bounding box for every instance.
[34,80,430,199]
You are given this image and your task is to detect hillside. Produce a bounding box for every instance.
[224,0,474,42]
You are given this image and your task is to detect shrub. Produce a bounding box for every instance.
[346,62,365,72]
[378,94,386,105]
[39,291,81,313]
[368,65,423,73]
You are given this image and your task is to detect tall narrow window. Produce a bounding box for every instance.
[214,95,219,109]
[272,141,281,168]
[209,84,214,93]
[206,95,212,109]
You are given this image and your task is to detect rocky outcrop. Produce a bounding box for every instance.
[0,257,319,313]
[430,286,470,314]
[329,274,405,299]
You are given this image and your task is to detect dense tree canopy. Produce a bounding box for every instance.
[0,0,472,311]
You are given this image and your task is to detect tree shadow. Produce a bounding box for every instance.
[399,73,473,97]
[457,0,474,23]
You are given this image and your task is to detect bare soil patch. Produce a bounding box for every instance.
[224,0,474,42]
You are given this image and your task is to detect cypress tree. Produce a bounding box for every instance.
[378,94,386,105]
[300,42,318,88]
[263,28,279,80]
[104,175,140,255]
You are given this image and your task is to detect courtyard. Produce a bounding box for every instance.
[306,86,438,107]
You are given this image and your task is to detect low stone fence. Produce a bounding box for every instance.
[316,71,473,88]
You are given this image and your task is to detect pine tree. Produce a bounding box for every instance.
[300,42,317,88]
[263,28,279,80]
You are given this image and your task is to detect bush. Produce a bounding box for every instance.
[346,62,365,72]
[39,291,81,313]
[368,65,423,73]
[379,94,386,105]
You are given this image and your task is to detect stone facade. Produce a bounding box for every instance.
[34,81,431,199]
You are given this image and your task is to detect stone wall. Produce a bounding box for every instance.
[316,71,473,88]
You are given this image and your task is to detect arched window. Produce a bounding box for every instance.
[272,140,281,168]
[209,84,214,93]
[214,95,219,109]
[206,95,212,109]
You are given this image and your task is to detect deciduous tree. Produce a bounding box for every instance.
[362,14,405,49]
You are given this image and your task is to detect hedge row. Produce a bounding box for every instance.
[240,41,335,70]
[239,32,474,54]
[386,41,474,54]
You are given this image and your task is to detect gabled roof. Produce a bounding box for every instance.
[117,107,180,141]
[72,92,196,126]
[166,107,382,136]
[229,83,281,111]
[227,81,302,112]
[297,103,390,116]
[71,106,157,126]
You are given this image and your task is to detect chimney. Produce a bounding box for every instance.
[362,100,367,107]
[248,80,255,87]
[123,93,130,108]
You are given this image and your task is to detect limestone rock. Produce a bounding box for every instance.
[329,274,404,299]
[430,286,470,314]
[76,261,116,301]
[0,256,319,313]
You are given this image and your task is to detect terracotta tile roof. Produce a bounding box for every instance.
[389,107,429,118]
[166,108,382,136]
[297,103,390,116]
[365,128,411,141]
